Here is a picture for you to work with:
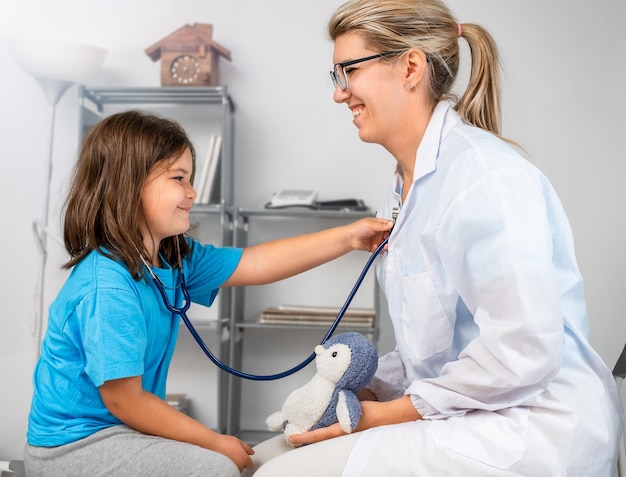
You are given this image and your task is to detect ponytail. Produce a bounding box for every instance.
[454,23,502,136]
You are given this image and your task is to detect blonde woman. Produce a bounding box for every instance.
[246,0,622,475]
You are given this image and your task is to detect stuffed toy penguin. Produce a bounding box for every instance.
[266,331,378,444]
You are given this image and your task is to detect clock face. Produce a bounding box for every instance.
[170,55,201,84]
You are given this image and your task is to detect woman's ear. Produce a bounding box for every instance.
[403,49,428,89]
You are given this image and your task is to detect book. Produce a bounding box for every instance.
[265,304,375,317]
[199,134,222,204]
[259,305,375,327]
[258,318,374,327]
[194,135,216,204]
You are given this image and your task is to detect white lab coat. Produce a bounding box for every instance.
[344,102,623,476]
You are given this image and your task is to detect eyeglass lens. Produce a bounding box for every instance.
[332,64,347,89]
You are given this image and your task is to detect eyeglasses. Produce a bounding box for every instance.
[330,51,402,90]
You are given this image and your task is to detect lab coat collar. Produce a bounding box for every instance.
[393,101,459,201]
[412,101,459,183]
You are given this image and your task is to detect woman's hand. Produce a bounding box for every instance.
[288,422,345,447]
[288,400,382,446]
[288,396,421,447]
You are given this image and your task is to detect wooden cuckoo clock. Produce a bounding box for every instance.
[145,23,232,86]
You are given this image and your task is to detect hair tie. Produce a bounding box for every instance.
[457,23,462,38]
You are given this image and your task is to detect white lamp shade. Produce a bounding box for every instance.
[8,35,107,104]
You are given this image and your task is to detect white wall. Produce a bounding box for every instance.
[1,0,625,460]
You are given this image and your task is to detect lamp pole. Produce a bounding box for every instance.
[31,93,66,357]
[8,36,107,357]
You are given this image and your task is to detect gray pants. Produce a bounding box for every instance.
[24,425,240,477]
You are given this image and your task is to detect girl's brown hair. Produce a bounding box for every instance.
[328,0,504,138]
[63,110,196,279]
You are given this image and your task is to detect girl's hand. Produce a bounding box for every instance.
[212,433,254,471]
[349,218,393,252]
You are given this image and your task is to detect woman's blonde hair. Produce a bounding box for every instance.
[327,0,503,137]
[63,110,195,279]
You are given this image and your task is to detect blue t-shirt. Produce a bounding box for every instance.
[27,239,242,446]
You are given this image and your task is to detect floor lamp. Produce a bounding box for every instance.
[8,36,107,357]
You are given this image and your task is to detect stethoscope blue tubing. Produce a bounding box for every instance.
[150,233,390,381]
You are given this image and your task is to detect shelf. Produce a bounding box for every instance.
[190,203,223,215]
[80,86,234,108]
[190,202,234,216]
[237,321,377,333]
[237,322,379,344]
[237,207,374,220]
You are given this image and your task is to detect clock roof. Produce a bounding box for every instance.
[145,23,232,62]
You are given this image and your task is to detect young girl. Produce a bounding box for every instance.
[24,110,392,477]
[246,0,622,475]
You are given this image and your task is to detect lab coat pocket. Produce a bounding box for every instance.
[401,272,453,360]
[427,407,529,469]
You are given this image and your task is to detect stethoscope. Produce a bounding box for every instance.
[141,209,397,381]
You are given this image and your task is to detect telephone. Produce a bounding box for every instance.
[266,190,319,209]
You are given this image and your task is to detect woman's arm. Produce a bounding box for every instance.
[288,395,421,446]
[99,376,254,471]
[223,217,392,287]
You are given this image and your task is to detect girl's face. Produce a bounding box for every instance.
[331,32,409,148]
[140,147,196,251]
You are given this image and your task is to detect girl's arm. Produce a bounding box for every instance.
[223,217,392,287]
[288,395,421,446]
[99,376,254,471]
